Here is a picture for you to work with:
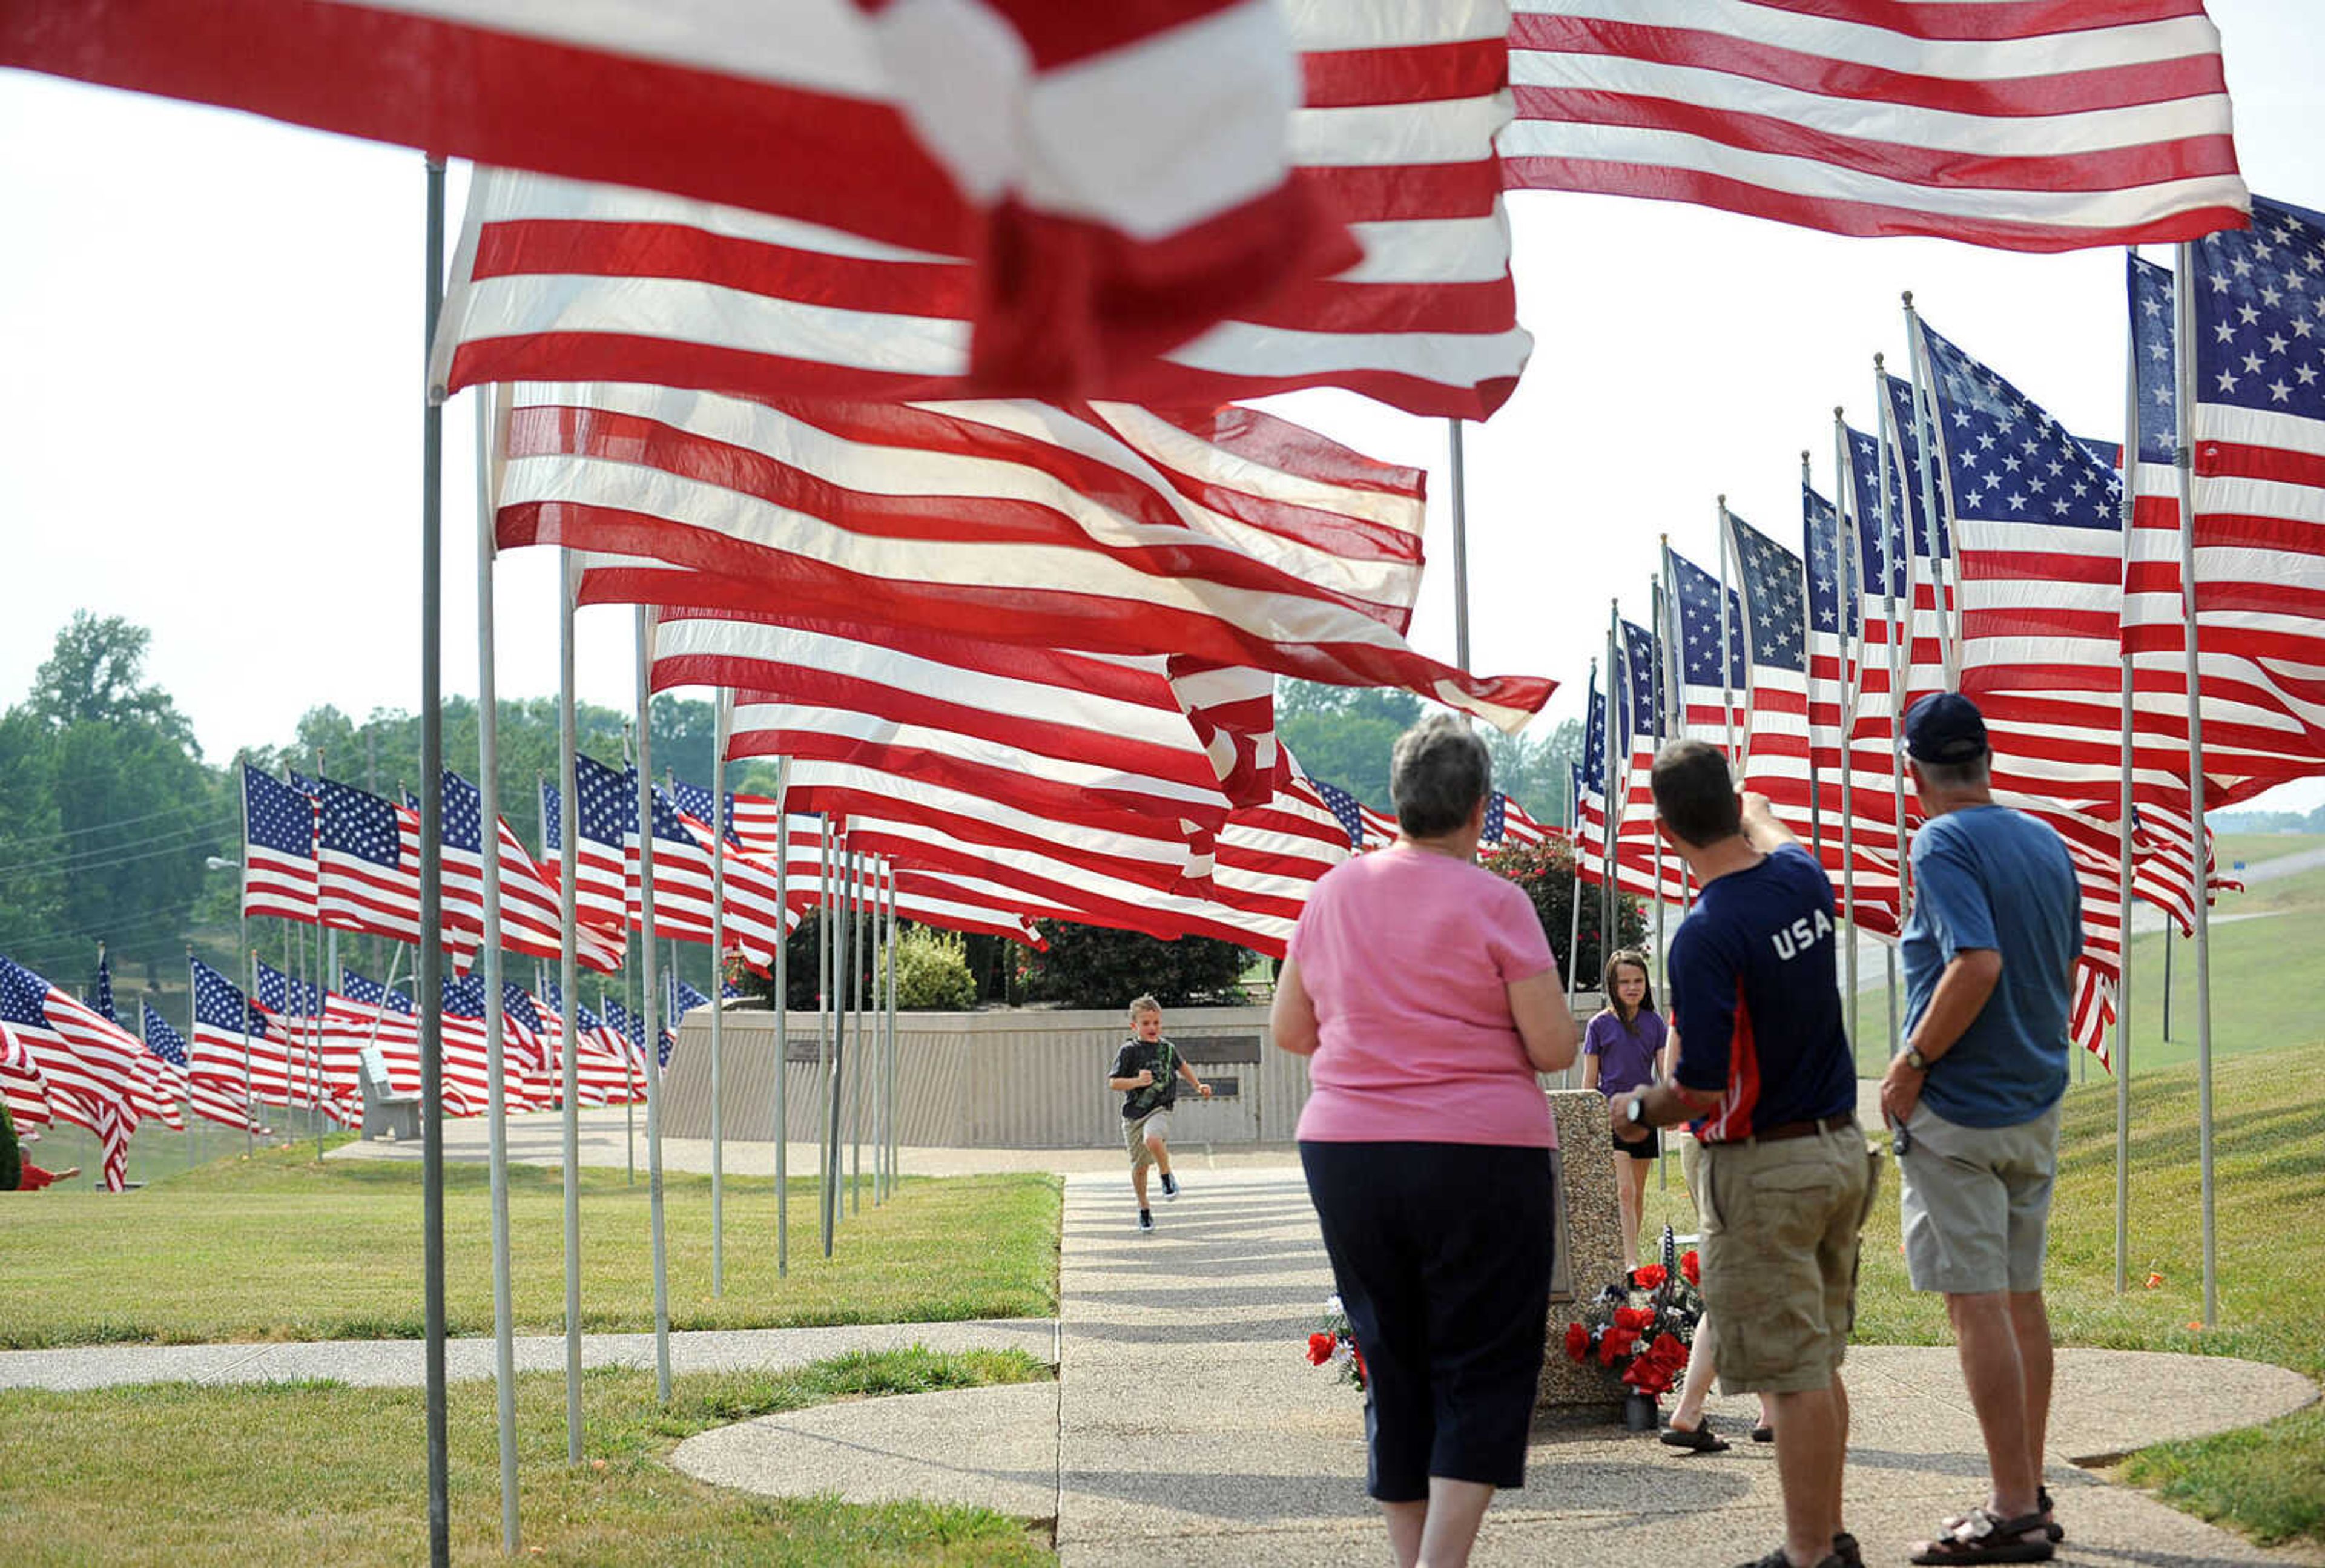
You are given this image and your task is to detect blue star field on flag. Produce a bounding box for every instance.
[142,1003,190,1069]
[1803,483,1858,639]
[341,969,414,1014]
[545,753,636,852]
[441,769,485,854]
[245,763,317,860]
[1664,550,1742,694]
[2192,194,2325,421]
[255,959,323,1016]
[1918,323,2122,533]
[1308,776,1372,852]
[1882,373,1951,560]
[191,957,268,1036]
[317,778,402,868]
[1729,512,1808,674]
[501,982,547,1039]
[671,780,740,845]
[90,948,115,1023]
[1619,619,1661,743]
[1842,420,1910,602]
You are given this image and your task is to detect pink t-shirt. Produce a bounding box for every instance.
[1288,845,1558,1147]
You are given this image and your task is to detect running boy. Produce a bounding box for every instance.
[1107,994,1211,1231]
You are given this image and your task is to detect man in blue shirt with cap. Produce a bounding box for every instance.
[1879,693,2080,1566]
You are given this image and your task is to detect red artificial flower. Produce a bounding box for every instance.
[1307,1332,1337,1366]
[1681,1250,1701,1287]
[1565,1322,1591,1363]
[2146,1272,2164,1290]
[1646,1332,1687,1369]
[1598,1329,1635,1366]
[1633,1264,1667,1290]
[1613,1305,1653,1332]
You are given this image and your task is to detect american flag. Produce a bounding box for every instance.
[254,959,357,1122]
[600,998,654,1092]
[190,957,291,1116]
[1663,546,1744,746]
[1804,480,1902,937]
[668,616,1240,842]
[438,974,518,1115]
[1499,1,2248,252]
[0,955,142,1188]
[544,754,635,938]
[630,775,794,973]
[1912,316,2146,1067]
[148,995,249,1134]
[88,947,115,1022]
[1310,776,1395,853]
[542,986,628,1107]
[1182,760,1351,955]
[332,968,430,1110]
[429,4,1529,421]
[1482,792,1550,850]
[440,769,624,973]
[1881,372,1957,707]
[1612,615,1686,903]
[1573,672,1614,886]
[315,777,451,958]
[2183,194,2325,777]
[498,981,558,1110]
[135,1002,193,1134]
[0,1020,51,1133]
[5,2,1357,404]
[242,763,319,924]
[510,391,1550,733]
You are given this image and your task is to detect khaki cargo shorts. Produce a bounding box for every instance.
[1691,1123,1878,1395]
[1124,1109,1172,1171]
[1898,1101,2062,1295]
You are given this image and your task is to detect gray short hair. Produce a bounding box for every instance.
[1912,752,1991,792]
[1390,713,1492,838]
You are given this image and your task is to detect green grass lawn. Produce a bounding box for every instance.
[1641,1039,2325,1549]
[0,1153,1060,1349]
[2112,853,2325,1076]
[0,1348,1054,1566]
[2214,830,2325,867]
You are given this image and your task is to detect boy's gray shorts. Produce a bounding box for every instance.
[1124,1110,1171,1171]
[1898,1101,2062,1294]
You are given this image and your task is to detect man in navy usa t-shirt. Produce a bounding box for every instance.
[1615,740,1870,1568]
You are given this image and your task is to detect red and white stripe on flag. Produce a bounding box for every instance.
[501,384,1549,729]
[429,2,1529,420]
[0,960,145,1189]
[1499,1,2249,252]
[3,0,1357,400]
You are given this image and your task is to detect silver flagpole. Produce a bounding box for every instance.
[710,687,730,1297]
[1801,452,1827,876]
[1715,498,1739,763]
[1564,713,1585,1018]
[1876,355,1910,1062]
[555,548,584,1459]
[633,609,673,1403]
[1903,293,1964,691]
[1833,412,1862,1072]
[818,824,835,1256]
[2114,274,2140,1296]
[851,846,865,1217]
[1601,604,1619,983]
[885,860,900,1198]
[773,768,791,1277]
[235,753,254,1155]
[1648,572,1669,1001]
[417,153,452,1568]
[2171,239,2217,1329]
[472,389,521,1556]
[1448,419,1472,673]
[826,837,854,1253]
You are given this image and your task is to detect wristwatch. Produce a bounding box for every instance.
[1904,1046,1931,1072]
[1624,1093,1647,1128]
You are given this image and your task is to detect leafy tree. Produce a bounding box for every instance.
[1482,836,1646,994]
[1018,922,1251,1009]
[0,708,64,962]
[27,613,197,750]
[1274,681,1419,806]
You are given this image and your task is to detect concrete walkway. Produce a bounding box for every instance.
[674,1168,2317,1568]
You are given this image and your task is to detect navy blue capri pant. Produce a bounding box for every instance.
[1301,1140,1557,1501]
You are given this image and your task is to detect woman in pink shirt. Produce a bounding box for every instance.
[1272,714,1579,1568]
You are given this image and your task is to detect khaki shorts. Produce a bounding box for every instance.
[1898,1101,2061,1295]
[1124,1109,1172,1171]
[1692,1124,1878,1396]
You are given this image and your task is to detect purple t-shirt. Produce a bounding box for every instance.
[1583,1009,1667,1099]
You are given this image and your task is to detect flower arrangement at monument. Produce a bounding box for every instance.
[1305,1294,1367,1392]
[1561,1228,1704,1402]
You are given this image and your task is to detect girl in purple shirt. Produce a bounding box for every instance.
[1581,949,1673,1273]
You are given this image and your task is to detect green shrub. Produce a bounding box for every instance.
[1482,836,1647,990]
[1018,922,1250,1010]
[878,927,979,1011]
[0,1098,18,1193]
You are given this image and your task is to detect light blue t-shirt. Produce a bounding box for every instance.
[1901,805,2082,1128]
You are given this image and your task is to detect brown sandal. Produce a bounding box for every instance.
[1908,1507,2054,1564]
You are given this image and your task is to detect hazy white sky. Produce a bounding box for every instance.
[2,1,2320,812]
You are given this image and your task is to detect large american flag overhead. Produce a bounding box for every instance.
[241,764,317,924]
[4,1,1357,403]
[2185,194,2325,779]
[1499,1,2248,251]
[429,1,1528,420]
[498,387,1549,731]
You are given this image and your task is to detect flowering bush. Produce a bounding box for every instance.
[1304,1294,1367,1393]
[1560,1230,1704,1400]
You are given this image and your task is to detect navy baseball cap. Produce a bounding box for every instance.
[1904,692,1989,763]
